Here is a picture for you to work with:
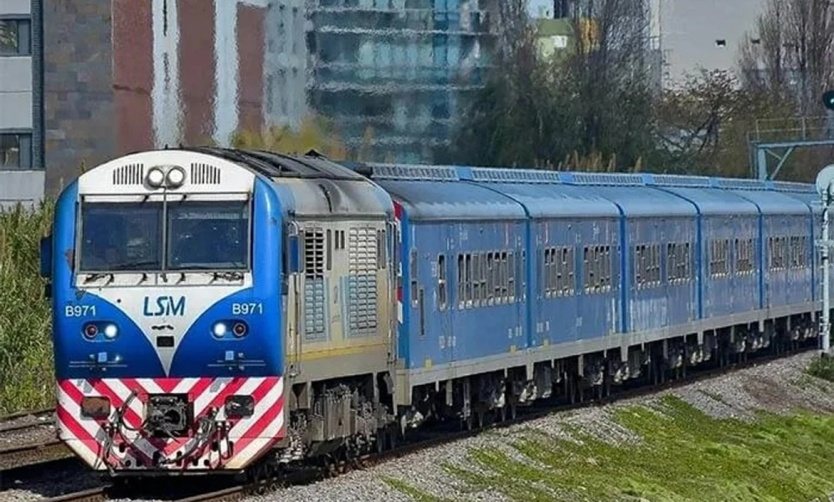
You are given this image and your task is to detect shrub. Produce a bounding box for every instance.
[0,200,53,414]
[806,355,834,383]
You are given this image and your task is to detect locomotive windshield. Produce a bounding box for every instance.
[78,200,250,272]
[166,201,249,270]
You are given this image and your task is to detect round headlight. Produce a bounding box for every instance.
[147,167,165,188]
[103,324,118,339]
[166,166,186,188]
[212,322,227,338]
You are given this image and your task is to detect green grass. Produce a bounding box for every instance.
[807,356,834,383]
[0,201,54,415]
[390,396,834,502]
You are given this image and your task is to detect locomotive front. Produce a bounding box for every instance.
[41,150,284,475]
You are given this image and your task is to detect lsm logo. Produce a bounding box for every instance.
[143,295,186,317]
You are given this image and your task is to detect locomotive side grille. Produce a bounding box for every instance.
[190,163,221,185]
[304,229,326,340]
[347,226,378,336]
[112,164,144,185]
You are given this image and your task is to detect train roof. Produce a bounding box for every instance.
[181,148,392,217]
[366,165,526,221]
[343,161,819,220]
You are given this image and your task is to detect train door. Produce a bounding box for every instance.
[285,221,303,378]
[440,224,455,366]
[534,220,547,346]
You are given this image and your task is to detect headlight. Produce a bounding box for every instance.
[212,322,227,338]
[80,396,111,419]
[146,167,165,188]
[224,395,255,418]
[83,323,98,340]
[232,322,248,338]
[166,166,186,188]
[103,324,118,339]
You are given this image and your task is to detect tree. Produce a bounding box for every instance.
[736,0,834,180]
[655,69,795,177]
[231,114,348,160]
[562,0,658,169]
[738,0,834,114]
[448,0,659,172]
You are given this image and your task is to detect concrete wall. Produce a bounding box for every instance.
[0,0,45,208]
[660,0,766,87]
[43,0,116,194]
[0,170,45,209]
[43,0,283,195]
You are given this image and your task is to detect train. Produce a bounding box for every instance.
[39,147,827,477]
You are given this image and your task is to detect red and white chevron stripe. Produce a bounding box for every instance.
[56,377,284,472]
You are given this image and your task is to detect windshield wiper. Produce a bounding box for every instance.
[212,271,244,281]
[83,272,114,285]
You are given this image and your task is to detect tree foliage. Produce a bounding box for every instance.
[449,0,833,180]
[448,0,657,172]
[231,114,348,160]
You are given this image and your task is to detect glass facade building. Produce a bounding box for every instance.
[307,0,497,163]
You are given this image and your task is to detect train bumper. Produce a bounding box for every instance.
[55,377,284,473]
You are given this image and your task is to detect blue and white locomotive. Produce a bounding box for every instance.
[41,148,823,476]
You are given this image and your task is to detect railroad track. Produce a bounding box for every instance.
[0,407,55,435]
[37,344,818,502]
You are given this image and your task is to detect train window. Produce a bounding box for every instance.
[634,243,661,289]
[411,249,419,307]
[465,254,473,307]
[583,244,612,294]
[492,253,501,304]
[667,242,692,283]
[651,244,660,286]
[438,255,447,311]
[735,238,754,275]
[485,252,492,303]
[709,239,730,277]
[471,253,480,305]
[326,229,333,271]
[562,247,575,296]
[768,237,787,271]
[508,252,516,302]
[789,236,808,269]
[521,250,527,301]
[600,246,606,291]
[502,251,509,302]
[376,229,387,269]
[457,254,464,308]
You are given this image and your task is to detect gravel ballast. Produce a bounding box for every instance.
[3,351,833,501]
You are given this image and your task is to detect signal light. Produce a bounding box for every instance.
[211,320,249,338]
[232,322,248,338]
[824,90,834,111]
[83,323,98,339]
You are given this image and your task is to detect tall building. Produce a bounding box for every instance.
[306,0,497,163]
[3,0,498,201]
[41,0,298,196]
[657,0,766,88]
[0,0,44,208]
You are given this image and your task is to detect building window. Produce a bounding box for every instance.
[0,19,31,56]
[0,132,32,169]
